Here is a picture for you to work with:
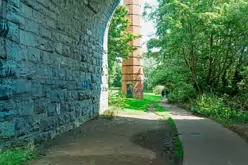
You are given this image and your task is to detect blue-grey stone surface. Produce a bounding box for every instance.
[0,0,120,146]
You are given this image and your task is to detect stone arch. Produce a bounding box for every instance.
[0,0,120,145]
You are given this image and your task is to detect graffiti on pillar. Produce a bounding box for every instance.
[0,0,9,38]
[133,82,144,94]
[127,84,133,98]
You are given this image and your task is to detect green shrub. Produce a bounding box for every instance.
[225,66,248,111]
[0,145,37,165]
[108,90,127,109]
[169,83,196,103]
[192,95,248,123]
[224,93,248,112]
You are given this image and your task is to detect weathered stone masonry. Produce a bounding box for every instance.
[0,0,120,147]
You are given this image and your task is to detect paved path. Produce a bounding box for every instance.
[160,103,248,165]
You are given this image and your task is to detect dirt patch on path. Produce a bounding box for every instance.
[33,111,181,165]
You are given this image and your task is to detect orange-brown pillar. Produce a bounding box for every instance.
[122,0,144,99]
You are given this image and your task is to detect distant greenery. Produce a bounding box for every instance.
[0,146,37,165]
[143,0,248,124]
[145,0,248,96]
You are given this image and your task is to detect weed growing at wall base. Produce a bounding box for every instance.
[0,145,37,165]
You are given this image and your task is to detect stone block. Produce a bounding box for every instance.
[0,110,18,122]
[16,62,36,78]
[40,51,52,65]
[20,30,38,47]
[55,42,63,54]
[45,18,56,29]
[40,27,51,39]
[20,3,33,18]
[0,39,7,59]
[0,85,13,101]
[27,47,41,63]
[9,0,20,8]
[47,103,56,117]
[0,121,15,138]
[25,20,39,34]
[6,42,27,62]
[14,79,32,94]
[32,10,43,24]
[18,100,34,116]
[7,12,20,24]
[0,60,17,78]
[62,44,70,56]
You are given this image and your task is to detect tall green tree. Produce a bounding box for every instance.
[144,0,248,102]
[108,5,141,87]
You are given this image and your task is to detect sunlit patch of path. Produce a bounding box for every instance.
[160,102,248,165]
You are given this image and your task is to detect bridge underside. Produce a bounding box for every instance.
[0,0,120,146]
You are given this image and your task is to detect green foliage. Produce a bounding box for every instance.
[223,94,248,113]
[238,67,248,92]
[144,0,248,112]
[152,85,164,95]
[191,95,248,124]
[168,82,196,103]
[108,62,122,88]
[168,117,184,159]
[143,57,158,91]
[108,5,141,88]
[0,146,37,165]
[154,104,167,112]
[108,5,139,61]
[108,90,127,109]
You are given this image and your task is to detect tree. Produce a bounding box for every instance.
[144,0,248,103]
[108,5,141,87]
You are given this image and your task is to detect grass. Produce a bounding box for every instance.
[109,91,184,160]
[152,104,184,159]
[168,117,184,159]
[154,103,167,112]
[0,146,37,165]
[123,94,163,112]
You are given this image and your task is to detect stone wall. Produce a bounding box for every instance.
[0,0,120,147]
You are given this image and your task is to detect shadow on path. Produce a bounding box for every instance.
[33,111,182,165]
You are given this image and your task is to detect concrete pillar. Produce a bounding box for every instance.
[122,0,144,99]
